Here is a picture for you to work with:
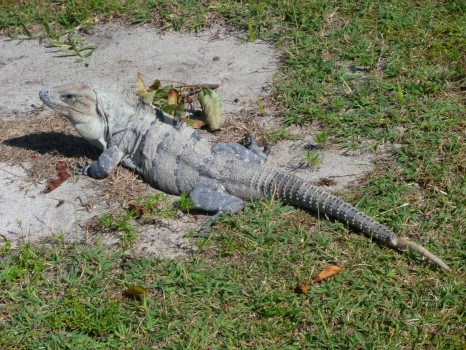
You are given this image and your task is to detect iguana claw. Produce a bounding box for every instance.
[71,162,91,176]
[244,131,270,156]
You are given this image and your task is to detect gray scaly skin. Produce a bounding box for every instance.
[39,83,450,271]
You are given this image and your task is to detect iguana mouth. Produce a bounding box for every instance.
[39,88,83,115]
[39,89,64,110]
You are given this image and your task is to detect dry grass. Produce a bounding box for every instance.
[216,111,266,144]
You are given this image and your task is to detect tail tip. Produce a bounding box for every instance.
[396,237,450,272]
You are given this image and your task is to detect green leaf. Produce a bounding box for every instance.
[78,45,97,52]
[174,102,185,118]
[61,49,79,55]
[143,90,156,105]
[42,22,52,36]
[124,285,148,300]
[20,22,32,38]
[248,21,255,42]
[198,89,222,130]
[82,50,94,58]
[257,96,264,116]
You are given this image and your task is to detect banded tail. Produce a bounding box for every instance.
[230,166,450,271]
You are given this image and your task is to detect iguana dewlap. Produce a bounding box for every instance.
[39,83,450,271]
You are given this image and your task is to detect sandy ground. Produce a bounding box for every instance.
[0,23,376,257]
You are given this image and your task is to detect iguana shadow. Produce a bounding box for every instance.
[3,132,99,159]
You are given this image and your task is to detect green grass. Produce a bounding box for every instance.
[1,0,465,348]
[1,202,464,348]
[303,148,322,170]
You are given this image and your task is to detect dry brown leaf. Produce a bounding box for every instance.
[311,265,342,284]
[127,202,144,219]
[43,160,70,193]
[294,281,308,294]
[167,88,179,105]
[148,79,161,91]
[136,72,148,97]
[189,120,206,129]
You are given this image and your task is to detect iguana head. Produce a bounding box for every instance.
[39,83,109,150]
[39,83,97,122]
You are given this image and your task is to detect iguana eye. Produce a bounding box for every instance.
[61,93,75,102]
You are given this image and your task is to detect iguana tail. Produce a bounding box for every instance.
[231,166,450,271]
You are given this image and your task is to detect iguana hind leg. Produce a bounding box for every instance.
[212,132,269,165]
[243,131,270,157]
[189,177,245,229]
[189,178,245,214]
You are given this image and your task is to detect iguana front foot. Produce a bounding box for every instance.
[71,162,91,176]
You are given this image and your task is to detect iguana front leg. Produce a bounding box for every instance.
[77,145,124,179]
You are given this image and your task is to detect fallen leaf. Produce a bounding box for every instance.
[162,104,176,116]
[173,101,185,118]
[43,161,70,193]
[152,86,172,107]
[128,203,144,218]
[136,72,148,97]
[312,265,342,284]
[187,119,206,129]
[56,161,68,176]
[294,281,308,294]
[317,178,337,186]
[143,90,156,105]
[124,285,148,299]
[148,79,161,91]
[198,89,222,130]
[179,118,205,129]
[167,88,179,105]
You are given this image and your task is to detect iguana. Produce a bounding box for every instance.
[39,83,450,271]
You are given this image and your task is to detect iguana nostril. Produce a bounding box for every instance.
[39,89,50,99]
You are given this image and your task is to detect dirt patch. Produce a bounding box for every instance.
[0,23,278,117]
[0,22,380,257]
[0,114,206,257]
